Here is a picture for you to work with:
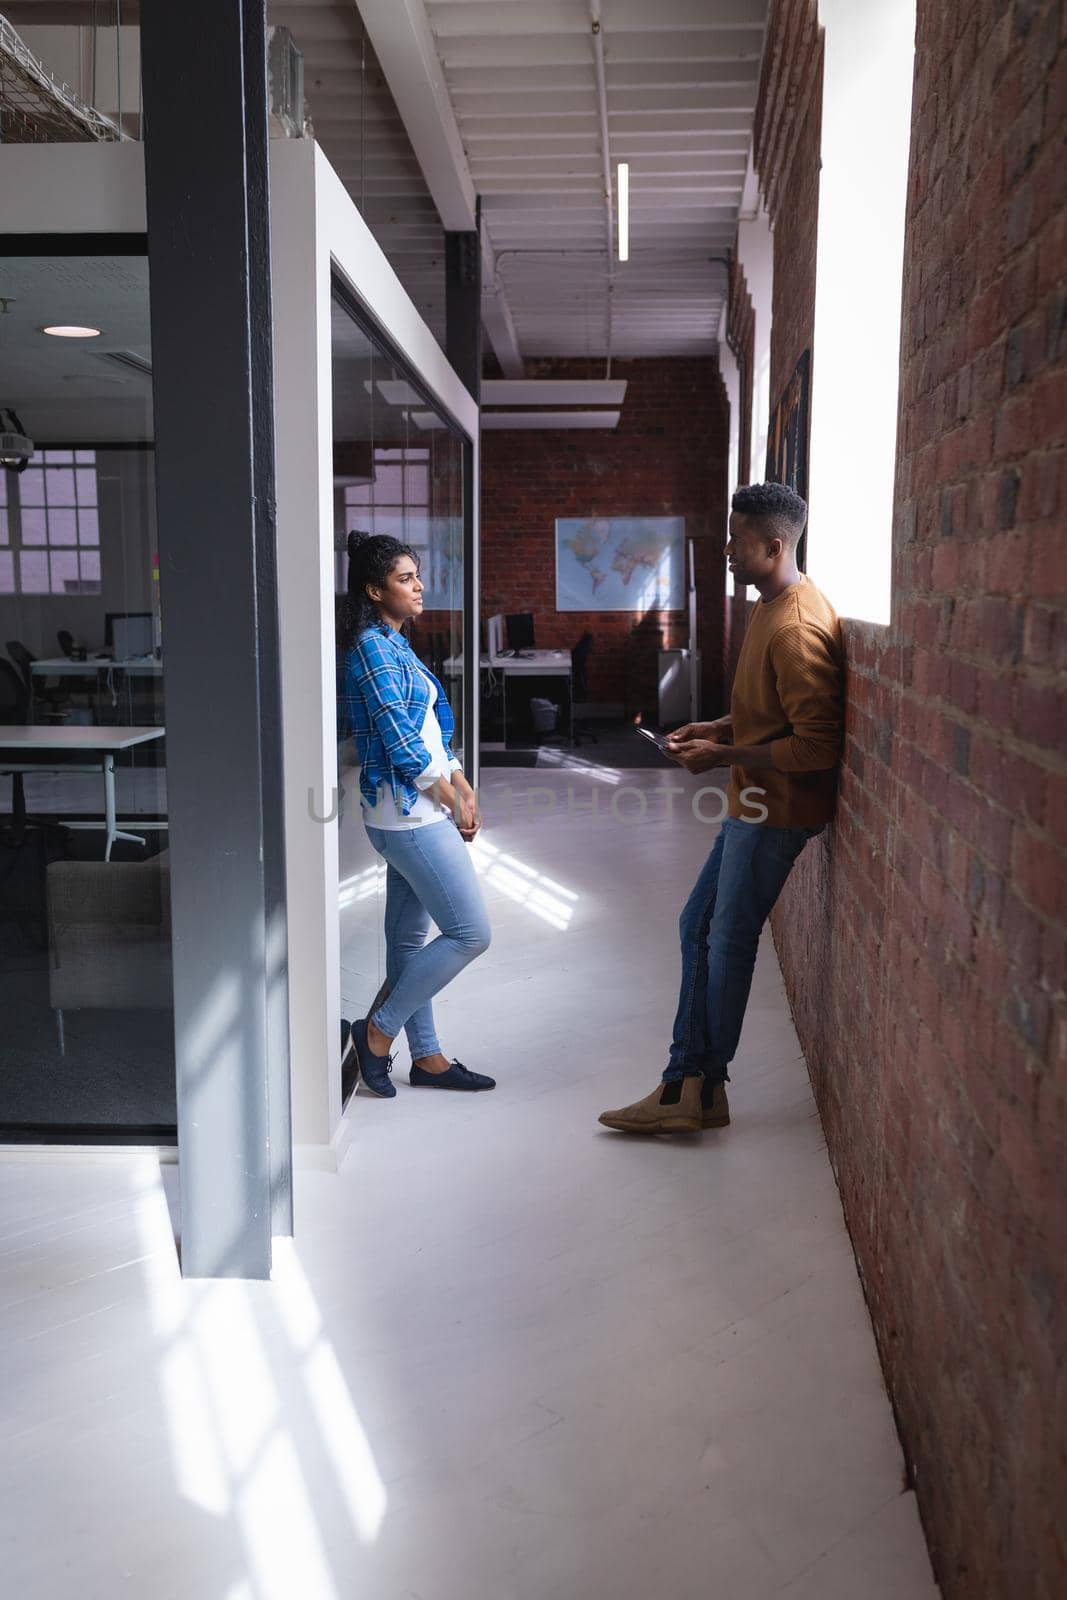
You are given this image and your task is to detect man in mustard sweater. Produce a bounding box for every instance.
[599,482,844,1136]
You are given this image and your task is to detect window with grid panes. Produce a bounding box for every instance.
[343,446,431,557]
[0,465,11,594]
[1,449,101,595]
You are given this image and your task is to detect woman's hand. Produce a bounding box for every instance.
[436,773,481,840]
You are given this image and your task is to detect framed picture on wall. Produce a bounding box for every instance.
[766,348,811,502]
[555,516,685,611]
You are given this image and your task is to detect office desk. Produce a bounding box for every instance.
[31,656,164,677]
[444,651,572,676]
[0,725,165,860]
[30,656,164,722]
[444,653,573,744]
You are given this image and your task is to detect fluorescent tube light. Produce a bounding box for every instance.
[617,162,629,262]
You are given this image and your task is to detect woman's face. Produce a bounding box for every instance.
[368,555,424,625]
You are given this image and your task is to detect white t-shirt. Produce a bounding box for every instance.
[361,661,461,830]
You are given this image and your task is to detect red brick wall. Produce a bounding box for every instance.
[479,357,730,721]
[757,0,823,410]
[768,71,822,403]
[766,3,1067,1596]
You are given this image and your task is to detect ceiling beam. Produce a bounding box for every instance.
[356,0,524,377]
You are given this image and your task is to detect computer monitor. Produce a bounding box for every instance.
[106,611,154,658]
[505,612,536,652]
[487,614,505,660]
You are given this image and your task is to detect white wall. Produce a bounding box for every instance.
[805,0,916,624]
[0,141,145,232]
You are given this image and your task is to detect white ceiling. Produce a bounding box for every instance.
[0,256,153,442]
[426,0,765,361]
[276,0,767,367]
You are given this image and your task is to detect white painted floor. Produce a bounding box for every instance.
[0,765,939,1599]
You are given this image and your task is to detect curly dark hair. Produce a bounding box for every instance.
[342,531,419,650]
[731,481,808,545]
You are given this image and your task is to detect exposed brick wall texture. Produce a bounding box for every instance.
[768,68,823,407]
[479,357,730,721]
[759,0,823,402]
[727,256,755,488]
[767,4,1067,1597]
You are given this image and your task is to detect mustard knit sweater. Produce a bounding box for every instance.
[726,575,845,829]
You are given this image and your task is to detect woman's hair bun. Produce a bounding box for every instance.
[347,529,369,559]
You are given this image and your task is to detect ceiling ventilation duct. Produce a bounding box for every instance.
[0,13,123,142]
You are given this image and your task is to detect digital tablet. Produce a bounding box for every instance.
[635,725,674,754]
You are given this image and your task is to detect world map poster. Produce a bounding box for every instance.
[555,516,685,611]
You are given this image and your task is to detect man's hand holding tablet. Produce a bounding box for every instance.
[635,725,674,754]
[665,715,736,774]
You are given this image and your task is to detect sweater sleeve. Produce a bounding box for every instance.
[350,636,436,782]
[768,623,844,773]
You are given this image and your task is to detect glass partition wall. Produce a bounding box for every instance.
[331,280,466,1091]
[0,246,174,1139]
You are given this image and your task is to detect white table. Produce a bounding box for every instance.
[443,653,574,744]
[30,656,164,677]
[30,656,163,719]
[444,651,573,677]
[0,725,165,860]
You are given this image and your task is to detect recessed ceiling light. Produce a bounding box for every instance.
[42,325,101,338]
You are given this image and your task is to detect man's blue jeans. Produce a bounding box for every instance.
[664,816,824,1084]
[365,820,491,1059]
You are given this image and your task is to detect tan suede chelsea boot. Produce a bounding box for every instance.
[598,1074,704,1134]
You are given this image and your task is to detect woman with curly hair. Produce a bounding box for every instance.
[340,532,494,1099]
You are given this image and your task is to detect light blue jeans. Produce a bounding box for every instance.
[664,816,824,1084]
[364,819,491,1059]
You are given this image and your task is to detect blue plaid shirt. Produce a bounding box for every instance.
[342,624,460,817]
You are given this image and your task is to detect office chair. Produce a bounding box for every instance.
[57,629,75,658]
[570,630,598,745]
[5,639,69,720]
[0,657,31,842]
[5,640,34,697]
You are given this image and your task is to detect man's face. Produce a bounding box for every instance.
[725,512,779,586]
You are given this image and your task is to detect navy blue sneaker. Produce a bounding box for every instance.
[352,1018,396,1098]
[409,1058,496,1091]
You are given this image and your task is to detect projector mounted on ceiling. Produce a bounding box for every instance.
[0,408,33,473]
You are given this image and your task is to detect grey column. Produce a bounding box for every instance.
[141,0,289,1277]
[244,4,293,1241]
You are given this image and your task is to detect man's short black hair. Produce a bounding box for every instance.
[731,481,808,546]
